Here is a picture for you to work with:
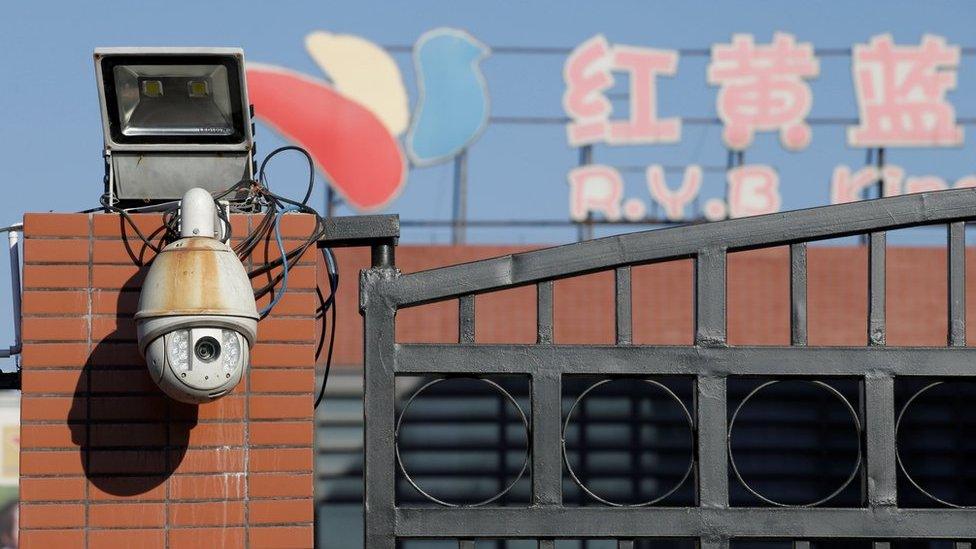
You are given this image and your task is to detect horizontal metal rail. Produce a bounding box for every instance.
[390,188,976,307]
[395,344,976,377]
[394,507,976,539]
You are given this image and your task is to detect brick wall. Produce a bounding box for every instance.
[20,212,318,548]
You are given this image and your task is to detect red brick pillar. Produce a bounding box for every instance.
[18,212,318,548]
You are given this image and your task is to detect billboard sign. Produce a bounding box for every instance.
[564,32,968,222]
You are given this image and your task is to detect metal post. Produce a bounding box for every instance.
[362,259,397,549]
[452,149,469,245]
[326,185,336,218]
[371,243,396,269]
[876,147,885,198]
[578,145,593,242]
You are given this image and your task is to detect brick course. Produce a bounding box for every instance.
[20,213,316,548]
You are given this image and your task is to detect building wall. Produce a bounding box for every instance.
[19,213,318,548]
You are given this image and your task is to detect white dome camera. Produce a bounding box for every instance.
[136,188,258,403]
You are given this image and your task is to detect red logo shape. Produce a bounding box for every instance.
[247,63,406,211]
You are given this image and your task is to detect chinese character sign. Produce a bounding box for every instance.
[848,34,963,147]
[708,33,819,151]
[563,34,681,147]
[561,31,968,224]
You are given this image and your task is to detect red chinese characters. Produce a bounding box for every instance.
[708,33,819,151]
[848,34,963,147]
[564,35,681,146]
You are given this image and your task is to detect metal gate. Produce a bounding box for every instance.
[359,189,976,548]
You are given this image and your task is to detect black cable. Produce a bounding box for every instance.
[98,194,165,254]
[250,146,340,408]
[258,145,316,206]
[314,301,337,410]
[98,144,340,410]
[314,248,339,410]
[214,202,233,243]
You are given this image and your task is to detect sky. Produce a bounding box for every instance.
[0,0,974,367]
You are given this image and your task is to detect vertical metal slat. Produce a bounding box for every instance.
[790,242,808,346]
[865,373,897,507]
[696,375,729,509]
[537,281,554,344]
[618,540,635,549]
[695,248,727,347]
[948,221,966,346]
[459,294,476,344]
[615,266,633,345]
[531,366,562,507]
[538,541,555,549]
[869,232,886,346]
[458,540,476,549]
[695,248,729,509]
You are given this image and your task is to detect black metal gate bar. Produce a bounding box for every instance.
[385,189,976,308]
[534,281,559,549]
[359,189,976,547]
[392,507,976,537]
[695,247,729,520]
[790,242,808,346]
[395,345,976,377]
[948,221,966,346]
[362,259,398,549]
[615,266,632,345]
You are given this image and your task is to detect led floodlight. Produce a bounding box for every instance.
[94,48,254,202]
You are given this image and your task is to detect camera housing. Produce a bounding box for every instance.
[136,188,258,403]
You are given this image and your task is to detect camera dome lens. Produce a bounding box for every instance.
[194,336,221,362]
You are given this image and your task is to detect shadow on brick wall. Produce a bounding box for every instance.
[68,267,198,496]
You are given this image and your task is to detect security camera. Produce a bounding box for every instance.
[135,188,258,403]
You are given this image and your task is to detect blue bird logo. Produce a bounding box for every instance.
[407,28,491,166]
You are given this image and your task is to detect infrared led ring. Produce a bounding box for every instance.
[561,378,696,507]
[727,379,863,508]
[394,377,531,508]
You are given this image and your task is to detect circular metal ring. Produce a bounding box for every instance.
[394,377,531,507]
[895,381,976,509]
[727,380,863,508]
[561,378,696,507]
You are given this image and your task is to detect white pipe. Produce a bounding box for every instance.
[0,224,22,359]
[8,226,21,357]
[180,188,217,239]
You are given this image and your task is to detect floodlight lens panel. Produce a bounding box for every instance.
[113,64,235,138]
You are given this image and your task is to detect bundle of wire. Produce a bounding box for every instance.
[98,145,339,409]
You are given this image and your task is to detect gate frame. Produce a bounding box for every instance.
[359,189,976,548]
